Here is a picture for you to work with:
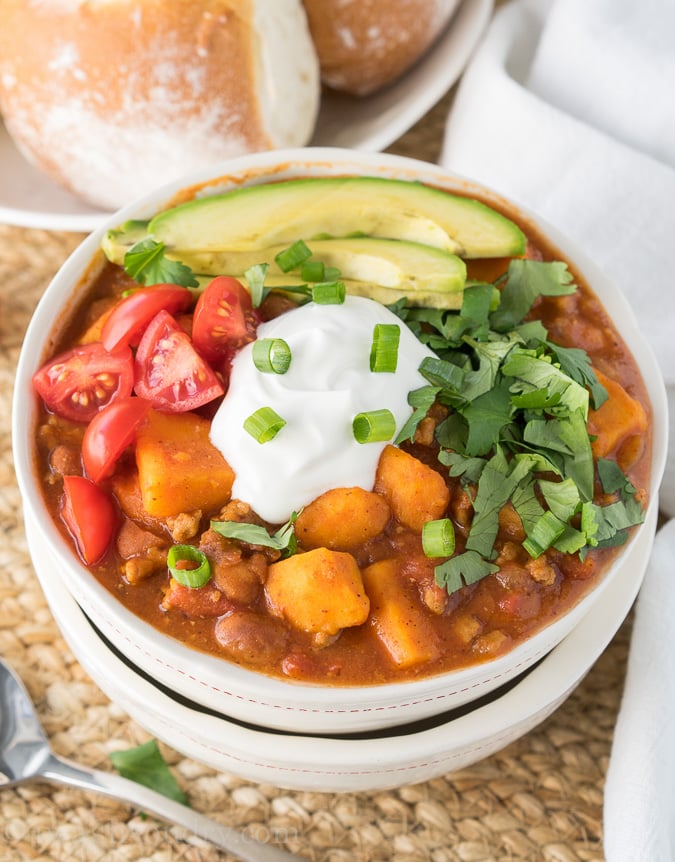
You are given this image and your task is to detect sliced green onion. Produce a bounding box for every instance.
[274,240,312,273]
[299,261,343,282]
[312,281,346,305]
[523,510,566,558]
[352,409,396,444]
[422,519,456,558]
[167,544,211,588]
[244,406,286,443]
[370,323,400,373]
[252,338,292,374]
[300,260,325,282]
[244,262,269,308]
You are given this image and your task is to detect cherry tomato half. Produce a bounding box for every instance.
[82,396,151,483]
[61,475,117,564]
[134,309,224,412]
[192,276,259,364]
[33,343,134,423]
[101,284,194,352]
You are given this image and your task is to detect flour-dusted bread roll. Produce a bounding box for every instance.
[0,0,320,210]
[303,0,460,96]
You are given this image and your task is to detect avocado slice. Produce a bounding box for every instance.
[178,237,467,309]
[103,177,525,264]
[102,219,150,263]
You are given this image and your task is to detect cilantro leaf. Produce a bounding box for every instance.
[490,259,576,332]
[523,410,594,501]
[462,380,514,456]
[461,334,520,401]
[395,385,440,445]
[461,282,495,323]
[435,412,469,455]
[434,551,499,594]
[523,510,567,558]
[438,450,486,484]
[553,523,588,554]
[211,512,299,558]
[110,740,188,805]
[503,349,590,418]
[511,479,545,535]
[582,499,645,545]
[538,477,581,521]
[546,342,608,409]
[597,458,637,496]
[464,449,516,557]
[124,238,199,287]
[516,319,549,344]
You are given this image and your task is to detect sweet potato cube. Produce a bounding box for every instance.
[588,370,648,464]
[135,410,234,518]
[110,467,167,534]
[374,445,450,532]
[362,559,440,669]
[295,487,391,550]
[266,548,369,635]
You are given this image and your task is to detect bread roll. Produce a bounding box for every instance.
[0,0,320,210]
[303,0,459,96]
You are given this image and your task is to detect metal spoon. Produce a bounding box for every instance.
[0,658,305,862]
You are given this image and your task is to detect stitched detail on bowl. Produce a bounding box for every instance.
[83,598,552,714]
[131,698,552,776]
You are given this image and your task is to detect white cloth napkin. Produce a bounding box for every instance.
[440,1,675,858]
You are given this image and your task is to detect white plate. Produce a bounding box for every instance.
[0,0,492,232]
[27,502,656,793]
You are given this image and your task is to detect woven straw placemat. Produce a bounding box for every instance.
[0,93,627,862]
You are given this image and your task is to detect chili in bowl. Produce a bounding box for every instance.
[13,149,667,735]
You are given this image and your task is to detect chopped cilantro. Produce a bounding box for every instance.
[394,257,646,595]
[124,238,199,287]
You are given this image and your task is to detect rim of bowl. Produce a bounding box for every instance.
[12,147,669,713]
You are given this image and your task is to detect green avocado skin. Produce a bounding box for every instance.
[145,176,526,260]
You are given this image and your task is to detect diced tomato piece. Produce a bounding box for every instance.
[133,310,224,412]
[82,396,151,483]
[101,284,193,351]
[192,276,259,364]
[61,475,117,564]
[33,343,134,423]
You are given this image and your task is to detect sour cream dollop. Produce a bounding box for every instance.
[210,295,435,523]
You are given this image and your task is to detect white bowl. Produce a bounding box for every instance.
[27,503,657,792]
[13,148,668,736]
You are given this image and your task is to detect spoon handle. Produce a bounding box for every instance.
[38,752,304,862]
